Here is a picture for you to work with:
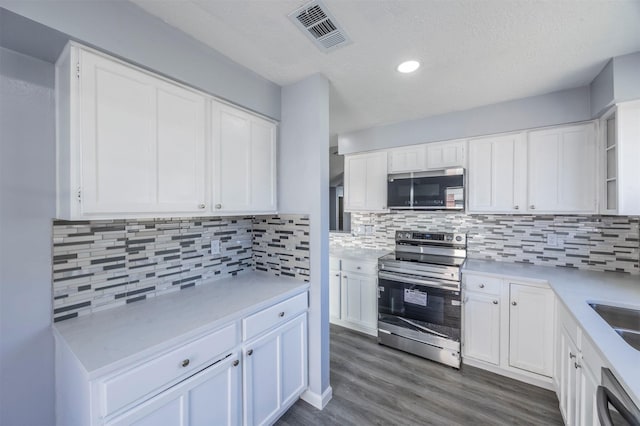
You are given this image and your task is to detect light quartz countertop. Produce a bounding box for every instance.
[330,246,392,262]
[53,271,309,379]
[464,259,640,407]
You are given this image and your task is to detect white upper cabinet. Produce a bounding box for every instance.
[425,140,466,169]
[467,134,526,213]
[56,42,277,219]
[600,101,640,215]
[57,44,207,219]
[344,151,388,212]
[527,123,597,213]
[387,145,426,173]
[211,101,277,214]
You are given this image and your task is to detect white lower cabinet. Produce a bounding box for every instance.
[329,256,378,336]
[463,291,500,365]
[55,291,308,426]
[556,302,603,426]
[462,273,555,386]
[243,313,307,426]
[106,353,241,426]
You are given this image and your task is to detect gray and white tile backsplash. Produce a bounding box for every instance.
[331,212,640,275]
[53,215,309,322]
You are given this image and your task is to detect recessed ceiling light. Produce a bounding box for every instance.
[397,60,420,73]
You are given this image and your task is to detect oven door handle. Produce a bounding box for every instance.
[378,271,460,291]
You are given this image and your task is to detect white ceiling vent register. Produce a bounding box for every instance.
[288,0,352,53]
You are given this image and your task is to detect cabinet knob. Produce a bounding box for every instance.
[574,362,581,369]
[514,205,519,210]
[233,360,239,367]
[492,300,498,305]
[530,205,535,210]
[569,352,576,359]
[181,359,190,368]
[335,273,340,277]
[343,275,347,279]
[357,266,361,270]
[247,349,253,356]
[278,311,285,317]
[198,203,205,209]
[479,284,485,288]
[511,301,517,306]
[215,204,222,209]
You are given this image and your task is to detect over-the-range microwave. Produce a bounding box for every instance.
[387,168,465,211]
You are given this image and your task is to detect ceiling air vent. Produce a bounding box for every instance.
[288,0,352,53]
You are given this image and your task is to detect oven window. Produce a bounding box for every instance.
[378,277,461,340]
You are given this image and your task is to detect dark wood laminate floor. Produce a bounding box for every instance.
[277,324,563,426]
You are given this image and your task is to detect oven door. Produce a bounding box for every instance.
[412,172,464,210]
[378,273,461,347]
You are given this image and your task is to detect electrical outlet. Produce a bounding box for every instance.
[546,233,558,246]
[211,239,221,255]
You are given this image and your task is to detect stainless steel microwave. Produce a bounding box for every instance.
[387,168,465,211]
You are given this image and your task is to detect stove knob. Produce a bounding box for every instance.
[455,236,462,242]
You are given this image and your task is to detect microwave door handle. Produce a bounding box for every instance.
[597,386,639,426]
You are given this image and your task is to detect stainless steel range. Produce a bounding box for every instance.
[377,231,466,368]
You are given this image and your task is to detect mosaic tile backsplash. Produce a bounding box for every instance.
[53,215,309,322]
[331,212,640,275]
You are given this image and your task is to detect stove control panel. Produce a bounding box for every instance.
[395,231,466,246]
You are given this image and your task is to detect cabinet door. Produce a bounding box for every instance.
[79,49,206,215]
[106,354,241,426]
[426,140,465,169]
[388,145,426,173]
[463,292,500,365]
[344,152,388,212]
[212,102,277,213]
[508,283,554,377]
[527,124,596,213]
[467,134,525,212]
[579,362,599,426]
[560,327,581,426]
[341,273,377,331]
[329,269,341,320]
[243,313,307,426]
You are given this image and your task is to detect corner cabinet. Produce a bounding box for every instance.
[344,151,388,212]
[55,42,277,220]
[211,101,277,214]
[55,291,308,426]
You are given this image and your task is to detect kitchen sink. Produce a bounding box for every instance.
[589,303,640,351]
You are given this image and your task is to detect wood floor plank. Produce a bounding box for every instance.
[277,324,563,426]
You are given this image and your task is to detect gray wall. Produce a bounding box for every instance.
[338,86,591,154]
[613,51,640,103]
[590,59,614,117]
[279,74,331,406]
[0,1,281,120]
[0,47,55,426]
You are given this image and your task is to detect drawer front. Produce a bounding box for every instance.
[243,292,308,341]
[463,273,501,295]
[341,259,377,276]
[329,256,341,270]
[100,322,238,416]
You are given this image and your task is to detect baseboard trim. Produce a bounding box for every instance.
[301,386,333,410]
[462,357,555,391]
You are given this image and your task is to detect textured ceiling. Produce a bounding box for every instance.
[131,0,640,135]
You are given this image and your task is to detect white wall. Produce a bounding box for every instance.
[0,47,55,426]
[0,1,281,120]
[339,86,591,154]
[279,74,332,407]
[590,59,614,117]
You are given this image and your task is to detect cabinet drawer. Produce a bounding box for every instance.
[463,274,501,295]
[100,322,238,417]
[243,292,308,341]
[341,259,377,276]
